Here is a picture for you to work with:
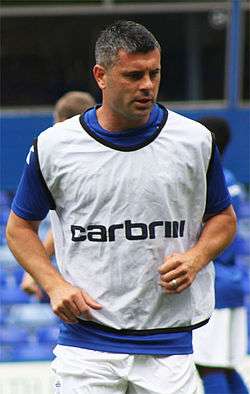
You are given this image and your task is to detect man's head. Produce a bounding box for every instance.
[199,116,231,156]
[93,21,161,128]
[54,91,96,123]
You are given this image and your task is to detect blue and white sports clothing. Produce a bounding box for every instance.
[11,104,231,355]
[51,346,198,394]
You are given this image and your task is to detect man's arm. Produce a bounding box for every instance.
[21,228,55,299]
[158,205,237,293]
[43,228,55,258]
[6,211,102,322]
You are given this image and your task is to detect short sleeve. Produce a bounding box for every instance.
[205,144,231,215]
[11,143,54,220]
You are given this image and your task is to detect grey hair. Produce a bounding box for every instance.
[95,20,161,68]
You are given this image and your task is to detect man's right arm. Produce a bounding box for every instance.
[8,143,101,323]
[6,212,102,323]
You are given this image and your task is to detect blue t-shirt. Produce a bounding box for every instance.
[11,104,231,355]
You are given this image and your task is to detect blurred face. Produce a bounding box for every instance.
[93,48,161,129]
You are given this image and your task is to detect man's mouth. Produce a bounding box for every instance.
[135,98,153,104]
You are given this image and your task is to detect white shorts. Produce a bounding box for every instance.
[51,345,199,394]
[193,307,248,368]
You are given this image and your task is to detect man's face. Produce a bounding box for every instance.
[95,48,161,127]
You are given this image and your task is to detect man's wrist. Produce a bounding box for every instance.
[39,272,67,295]
[186,247,211,273]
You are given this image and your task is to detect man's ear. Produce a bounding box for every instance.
[93,64,107,90]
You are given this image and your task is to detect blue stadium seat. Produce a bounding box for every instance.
[0,266,25,288]
[12,266,25,286]
[7,303,57,328]
[0,191,12,207]
[0,326,29,344]
[0,245,18,267]
[0,306,7,325]
[0,270,23,289]
[0,224,7,245]
[0,269,8,287]
[0,207,10,226]
[36,325,59,344]
[14,343,55,361]
[239,200,250,218]
[0,343,55,362]
[0,345,15,362]
[1,287,31,304]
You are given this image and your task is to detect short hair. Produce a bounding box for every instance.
[95,20,161,68]
[54,91,96,122]
[199,116,231,156]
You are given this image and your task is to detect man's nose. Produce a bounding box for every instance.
[140,74,153,91]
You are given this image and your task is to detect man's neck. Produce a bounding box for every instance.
[96,105,151,132]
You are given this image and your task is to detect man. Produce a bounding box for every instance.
[6,21,236,393]
[193,117,249,394]
[21,90,96,300]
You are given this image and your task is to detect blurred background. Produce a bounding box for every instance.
[0,0,249,393]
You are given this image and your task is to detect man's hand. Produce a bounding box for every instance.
[47,281,102,324]
[159,206,237,294]
[158,252,200,294]
[21,272,43,300]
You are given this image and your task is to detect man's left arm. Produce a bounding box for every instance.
[159,139,237,293]
[159,205,236,294]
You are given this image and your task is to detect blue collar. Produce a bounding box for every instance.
[82,103,166,149]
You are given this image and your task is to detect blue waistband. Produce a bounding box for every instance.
[58,320,193,355]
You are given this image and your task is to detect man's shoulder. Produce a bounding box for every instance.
[38,115,83,146]
[167,109,208,130]
[165,109,212,141]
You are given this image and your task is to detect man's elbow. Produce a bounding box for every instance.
[5,211,30,248]
[6,214,17,249]
[204,204,237,242]
[222,204,237,243]
[231,206,237,230]
[226,204,237,224]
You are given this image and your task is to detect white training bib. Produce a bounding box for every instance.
[37,109,215,330]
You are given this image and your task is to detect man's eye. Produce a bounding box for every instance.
[129,73,142,80]
[150,71,160,79]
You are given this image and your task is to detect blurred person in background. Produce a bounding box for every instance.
[193,117,249,394]
[21,91,96,300]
